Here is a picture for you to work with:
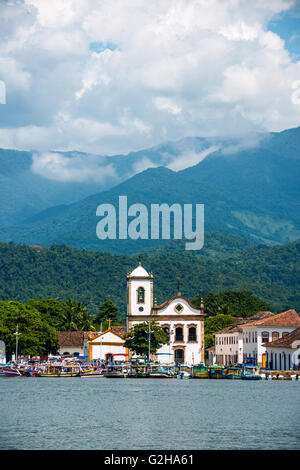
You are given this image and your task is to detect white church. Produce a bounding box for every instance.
[126,262,205,365]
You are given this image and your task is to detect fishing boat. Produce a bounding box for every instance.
[148,365,177,378]
[177,370,192,379]
[192,364,209,378]
[2,365,22,377]
[225,365,242,379]
[81,367,105,377]
[103,364,130,378]
[128,364,150,378]
[38,364,82,377]
[208,365,226,379]
[241,364,262,380]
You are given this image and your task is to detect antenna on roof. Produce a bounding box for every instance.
[138,255,142,266]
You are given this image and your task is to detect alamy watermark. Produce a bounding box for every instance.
[96,196,204,250]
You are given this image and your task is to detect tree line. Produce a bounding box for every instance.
[0,290,271,359]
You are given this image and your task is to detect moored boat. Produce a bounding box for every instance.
[38,364,82,377]
[148,365,177,378]
[103,364,130,378]
[2,366,22,377]
[192,364,209,378]
[241,364,261,380]
[208,365,226,379]
[225,365,242,379]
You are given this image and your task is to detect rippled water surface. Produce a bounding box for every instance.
[0,377,299,450]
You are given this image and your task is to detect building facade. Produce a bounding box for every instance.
[88,326,127,363]
[264,326,300,371]
[126,262,205,365]
[214,310,300,367]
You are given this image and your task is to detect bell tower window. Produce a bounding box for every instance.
[137,287,145,304]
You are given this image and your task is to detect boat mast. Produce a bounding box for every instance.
[148,321,151,363]
[13,324,21,363]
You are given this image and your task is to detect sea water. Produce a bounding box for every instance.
[0,378,299,450]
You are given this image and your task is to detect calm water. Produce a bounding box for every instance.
[0,377,299,450]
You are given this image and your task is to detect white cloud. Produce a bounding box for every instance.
[31,151,118,183]
[0,0,299,155]
[167,146,219,171]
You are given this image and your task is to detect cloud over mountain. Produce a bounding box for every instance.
[0,0,300,155]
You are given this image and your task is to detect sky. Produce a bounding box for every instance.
[0,0,300,158]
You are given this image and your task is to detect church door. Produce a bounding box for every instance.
[175,349,184,364]
[106,353,113,363]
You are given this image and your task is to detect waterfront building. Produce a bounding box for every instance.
[88,325,127,363]
[264,326,300,370]
[213,309,300,367]
[126,262,205,365]
[58,331,99,357]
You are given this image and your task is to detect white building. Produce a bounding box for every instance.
[126,262,205,365]
[87,326,127,363]
[264,326,300,371]
[214,309,300,367]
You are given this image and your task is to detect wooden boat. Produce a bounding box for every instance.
[225,365,242,379]
[241,364,261,380]
[2,366,22,377]
[81,367,105,377]
[208,365,226,379]
[103,364,130,378]
[128,364,150,378]
[148,365,177,378]
[38,364,81,377]
[192,364,209,378]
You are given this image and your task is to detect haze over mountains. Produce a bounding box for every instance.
[0,126,299,253]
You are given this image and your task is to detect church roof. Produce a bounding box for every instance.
[153,295,203,313]
[129,264,150,277]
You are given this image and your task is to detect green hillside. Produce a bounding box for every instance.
[0,238,299,315]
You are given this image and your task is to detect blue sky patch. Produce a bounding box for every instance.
[268,3,300,60]
[89,41,118,53]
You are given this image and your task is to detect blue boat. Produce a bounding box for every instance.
[241,363,262,380]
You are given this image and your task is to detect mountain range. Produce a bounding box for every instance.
[0,126,299,252]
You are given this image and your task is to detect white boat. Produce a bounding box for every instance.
[2,366,22,377]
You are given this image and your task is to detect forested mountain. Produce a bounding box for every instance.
[0,126,299,251]
[0,238,299,315]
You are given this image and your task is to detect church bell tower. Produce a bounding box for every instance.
[126,261,153,331]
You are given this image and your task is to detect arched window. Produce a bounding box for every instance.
[262,331,269,343]
[175,327,183,342]
[137,287,145,303]
[272,332,279,341]
[188,327,197,342]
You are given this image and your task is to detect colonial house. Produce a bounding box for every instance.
[87,325,127,363]
[126,262,205,365]
[264,326,300,371]
[214,309,300,367]
[57,331,99,357]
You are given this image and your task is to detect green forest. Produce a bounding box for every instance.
[0,237,299,358]
[0,237,299,314]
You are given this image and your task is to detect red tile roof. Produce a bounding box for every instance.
[58,331,99,348]
[241,309,300,328]
[215,311,274,334]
